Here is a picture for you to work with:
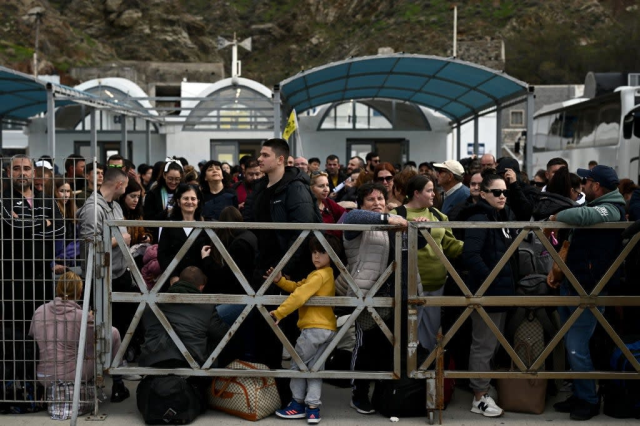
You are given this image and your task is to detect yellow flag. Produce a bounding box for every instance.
[283,110,297,141]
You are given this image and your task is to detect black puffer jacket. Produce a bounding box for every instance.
[459,200,518,310]
[243,166,321,280]
[531,191,578,221]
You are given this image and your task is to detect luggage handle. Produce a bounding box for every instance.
[235,360,269,387]
[212,377,234,398]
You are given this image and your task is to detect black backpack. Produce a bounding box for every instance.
[603,337,640,419]
[136,375,203,425]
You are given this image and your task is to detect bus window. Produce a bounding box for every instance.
[545,113,563,151]
[596,103,620,146]
[573,107,597,147]
[562,113,578,148]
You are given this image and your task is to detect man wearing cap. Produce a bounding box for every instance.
[434,160,470,215]
[549,165,626,421]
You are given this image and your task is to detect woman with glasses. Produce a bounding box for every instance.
[459,171,517,418]
[310,171,346,237]
[157,184,211,288]
[143,159,184,241]
[533,169,548,190]
[373,162,402,210]
[199,160,238,221]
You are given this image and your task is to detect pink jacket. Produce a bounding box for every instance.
[142,243,161,290]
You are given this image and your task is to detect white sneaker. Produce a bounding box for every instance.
[471,394,504,417]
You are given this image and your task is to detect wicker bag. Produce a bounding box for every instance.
[208,360,281,421]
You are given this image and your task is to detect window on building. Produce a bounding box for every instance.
[510,110,524,127]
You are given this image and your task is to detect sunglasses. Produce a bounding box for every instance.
[486,189,508,197]
[533,181,545,187]
[375,176,394,183]
[581,177,596,185]
[108,164,123,168]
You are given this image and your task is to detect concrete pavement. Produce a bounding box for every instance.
[1,377,636,426]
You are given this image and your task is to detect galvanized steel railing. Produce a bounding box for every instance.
[96,220,404,381]
[407,221,640,381]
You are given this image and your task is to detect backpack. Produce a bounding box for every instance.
[603,338,640,419]
[136,375,203,424]
[506,274,558,368]
[394,205,444,222]
[518,231,553,278]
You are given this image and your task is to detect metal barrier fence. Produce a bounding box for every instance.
[95,220,404,382]
[407,221,640,413]
[0,158,98,421]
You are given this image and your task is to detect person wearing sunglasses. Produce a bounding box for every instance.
[459,171,517,418]
[495,157,538,221]
[373,162,402,210]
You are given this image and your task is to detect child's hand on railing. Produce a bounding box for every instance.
[264,267,282,283]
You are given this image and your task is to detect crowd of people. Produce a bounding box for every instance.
[1,141,638,422]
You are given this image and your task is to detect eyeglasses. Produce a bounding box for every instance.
[108,164,123,168]
[486,189,508,197]
[533,181,546,187]
[581,177,596,185]
[375,176,394,183]
[166,177,182,183]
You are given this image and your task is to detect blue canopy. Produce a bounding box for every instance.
[279,54,529,122]
[0,66,150,123]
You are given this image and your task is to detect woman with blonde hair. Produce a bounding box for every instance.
[29,272,130,408]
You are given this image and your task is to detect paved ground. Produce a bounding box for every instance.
[1,376,636,426]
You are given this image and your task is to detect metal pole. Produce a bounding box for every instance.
[145,120,151,164]
[90,108,97,161]
[453,6,457,57]
[273,84,281,138]
[46,83,55,157]
[526,88,535,176]
[70,246,94,426]
[496,107,502,158]
[120,114,127,158]
[473,115,479,156]
[0,116,3,154]
[456,124,462,160]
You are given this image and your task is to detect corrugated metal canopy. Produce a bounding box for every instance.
[279,54,529,122]
[0,66,153,123]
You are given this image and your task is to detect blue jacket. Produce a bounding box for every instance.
[442,184,470,215]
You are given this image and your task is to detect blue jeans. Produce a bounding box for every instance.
[216,304,245,326]
[557,285,604,404]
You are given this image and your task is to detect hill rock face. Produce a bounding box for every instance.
[0,0,633,86]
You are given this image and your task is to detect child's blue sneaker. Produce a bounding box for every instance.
[276,400,306,419]
[306,406,321,424]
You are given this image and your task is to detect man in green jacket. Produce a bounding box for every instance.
[550,165,626,421]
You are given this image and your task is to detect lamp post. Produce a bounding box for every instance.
[27,7,45,78]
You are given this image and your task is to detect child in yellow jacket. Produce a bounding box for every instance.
[268,234,341,424]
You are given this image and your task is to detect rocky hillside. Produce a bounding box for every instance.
[1,0,639,86]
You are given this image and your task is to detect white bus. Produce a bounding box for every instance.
[532,86,640,181]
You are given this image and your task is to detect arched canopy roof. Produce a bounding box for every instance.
[0,66,147,124]
[279,54,529,123]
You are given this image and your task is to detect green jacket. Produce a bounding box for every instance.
[556,190,625,226]
[390,206,463,292]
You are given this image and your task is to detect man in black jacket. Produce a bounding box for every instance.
[244,138,320,283]
[1,154,64,322]
[243,138,319,405]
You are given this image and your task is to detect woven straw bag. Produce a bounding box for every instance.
[208,360,281,421]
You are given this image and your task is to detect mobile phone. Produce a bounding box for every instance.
[333,181,346,193]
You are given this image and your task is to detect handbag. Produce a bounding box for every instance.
[356,280,393,331]
[547,240,570,288]
[46,381,95,420]
[496,342,547,415]
[208,360,281,421]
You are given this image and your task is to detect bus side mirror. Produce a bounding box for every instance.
[623,114,633,139]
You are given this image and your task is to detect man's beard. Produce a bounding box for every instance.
[13,178,31,193]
